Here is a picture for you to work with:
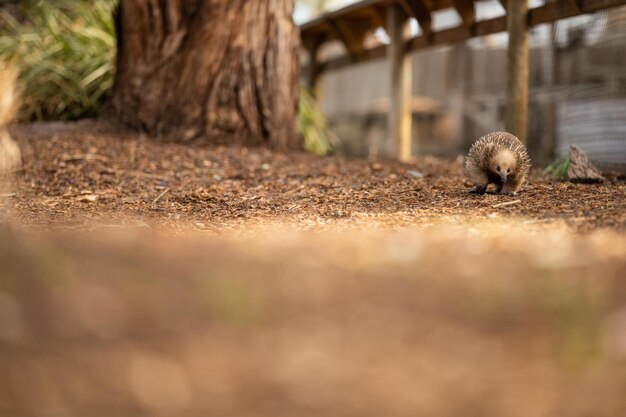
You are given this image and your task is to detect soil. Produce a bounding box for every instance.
[3,119,625,233]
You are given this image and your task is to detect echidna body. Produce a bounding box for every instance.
[465,131,530,196]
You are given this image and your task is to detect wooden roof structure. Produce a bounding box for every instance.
[299,0,626,161]
[301,0,626,73]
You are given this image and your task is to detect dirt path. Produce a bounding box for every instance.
[3,120,625,233]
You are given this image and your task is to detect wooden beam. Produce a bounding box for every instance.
[308,0,626,75]
[317,44,387,72]
[326,16,367,58]
[365,5,387,29]
[568,0,584,12]
[300,0,626,38]
[529,0,626,25]
[300,0,451,35]
[400,0,433,37]
[388,3,412,161]
[406,15,507,54]
[317,16,506,72]
[451,0,475,31]
[340,16,373,44]
[505,0,529,143]
[431,0,453,9]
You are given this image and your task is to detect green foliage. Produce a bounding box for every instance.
[298,88,334,156]
[0,0,116,121]
[542,156,570,180]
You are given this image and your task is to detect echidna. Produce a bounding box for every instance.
[465,131,530,196]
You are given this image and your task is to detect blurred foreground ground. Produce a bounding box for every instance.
[1,121,626,416]
[1,225,626,417]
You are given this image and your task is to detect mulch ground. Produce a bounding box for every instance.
[2,120,626,417]
[2,119,626,233]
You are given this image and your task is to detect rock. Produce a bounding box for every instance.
[406,170,425,179]
[567,145,604,184]
[370,162,383,171]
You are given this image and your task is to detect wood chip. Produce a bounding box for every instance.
[62,153,109,163]
[152,188,170,205]
[77,194,98,203]
[491,199,521,208]
[370,162,383,171]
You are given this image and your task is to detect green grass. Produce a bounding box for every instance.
[542,156,570,180]
[298,88,334,156]
[0,0,117,121]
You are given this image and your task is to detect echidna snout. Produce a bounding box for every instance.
[490,149,517,183]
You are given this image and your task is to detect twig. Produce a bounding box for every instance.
[0,193,16,198]
[152,188,170,205]
[491,199,521,208]
[125,170,169,180]
[62,153,109,162]
[128,141,137,165]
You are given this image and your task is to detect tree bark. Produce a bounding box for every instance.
[108,0,300,149]
[568,145,604,183]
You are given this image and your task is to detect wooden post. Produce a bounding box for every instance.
[303,36,322,98]
[505,0,529,143]
[539,22,558,164]
[449,42,472,150]
[388,4,412,161]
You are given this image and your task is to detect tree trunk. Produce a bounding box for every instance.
[108,0,300,149]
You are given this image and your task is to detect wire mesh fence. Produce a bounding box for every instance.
[319,1,626,170]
